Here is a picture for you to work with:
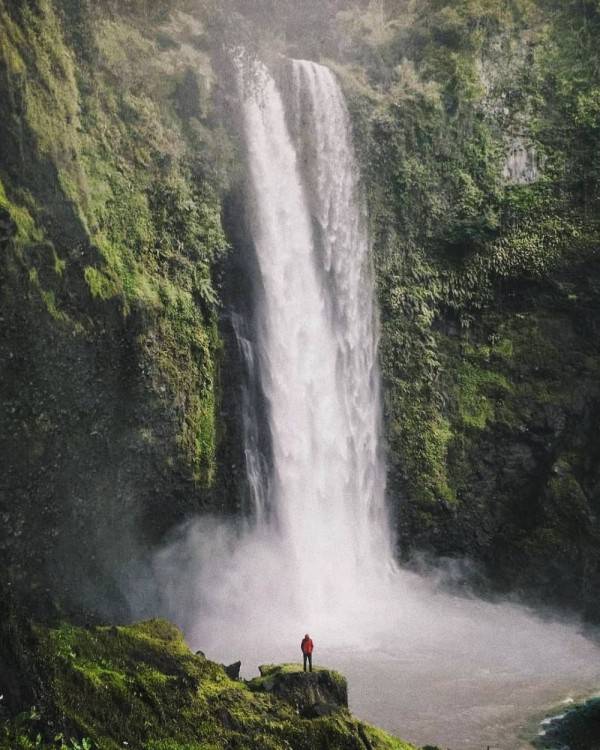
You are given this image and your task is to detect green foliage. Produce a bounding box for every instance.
[0,0,235,489]
[83,267,119,301]
[457,352,512,430]
[0,179,44,246]
[0,620,414,750]
[0,706,95,750]
[330,0,600,596]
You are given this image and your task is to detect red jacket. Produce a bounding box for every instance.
[301,637,314,655]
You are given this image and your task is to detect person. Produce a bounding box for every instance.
[301,633,314,672]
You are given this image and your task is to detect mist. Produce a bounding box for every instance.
[145,513,599,747]
[150,513,598,670]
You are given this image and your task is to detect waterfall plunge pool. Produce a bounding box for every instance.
[331,645,600,749]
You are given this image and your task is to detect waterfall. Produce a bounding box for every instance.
[235,55,394,625]
[151,54,398,654]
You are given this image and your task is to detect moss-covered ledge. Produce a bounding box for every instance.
[0,619,416,750]
[248,663,348,718]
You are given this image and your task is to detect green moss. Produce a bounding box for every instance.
[0,0,235,522]
[457,358,512,430]
[0,178,44,245]
[3,621,414,750]
[83,267,120,301]
[260,664,315,675]
[362,724,415,750]
[2,0,90,225]
[334,1,600,595]
[251,663,347,690]
[53,250,66,276]
[27,264,83,329]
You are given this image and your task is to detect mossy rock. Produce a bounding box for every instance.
[248,664,348,718]
[1,619,415,750]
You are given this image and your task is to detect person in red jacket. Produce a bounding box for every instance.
[301,634,314,672]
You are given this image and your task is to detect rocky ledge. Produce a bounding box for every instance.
[248,663,348,718]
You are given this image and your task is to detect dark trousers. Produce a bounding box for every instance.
[303,653,312,672]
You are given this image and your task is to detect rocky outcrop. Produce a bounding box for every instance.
[224,660,242,680]
[248,663,348,719]
[533,697,600,750]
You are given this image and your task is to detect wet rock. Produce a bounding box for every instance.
[215,706,235,730]
[303,701,340,718]
[502,137,542,184]
[533,697,600,749]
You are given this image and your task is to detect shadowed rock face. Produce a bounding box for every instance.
[0,0,245,624]
[533,697,600,750]
[249,664,348,718]
[224,660,242,679]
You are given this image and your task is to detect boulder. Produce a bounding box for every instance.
[248,664,348,719]
[224,661,241,680]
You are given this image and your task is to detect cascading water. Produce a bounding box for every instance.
[237,56,394,626]
[290,59,392,563]
[230,311,270,521]
[150,54,600,749]
[152,54,395,649]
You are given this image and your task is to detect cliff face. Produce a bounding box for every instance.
[332,1,600,616]
[0,0,246,619]
[1,0,600,624]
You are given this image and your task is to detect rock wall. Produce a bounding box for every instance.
[0,0,246,620]
[332,0,600,617]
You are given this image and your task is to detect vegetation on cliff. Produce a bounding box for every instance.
[2,0,600,689]
[0,618,414,750]
[325,0,600,617]
[0,0,240,618]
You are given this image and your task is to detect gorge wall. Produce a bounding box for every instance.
[1,0,600,626]
[0,0,242,620]
[333,0,600,618]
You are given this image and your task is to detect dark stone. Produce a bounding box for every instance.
[175,68,206,120]
[0,207,16,248]
[215,706,235,730]
[224,660,241,680]
[532,697,600,749]
[357,723,374,749]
